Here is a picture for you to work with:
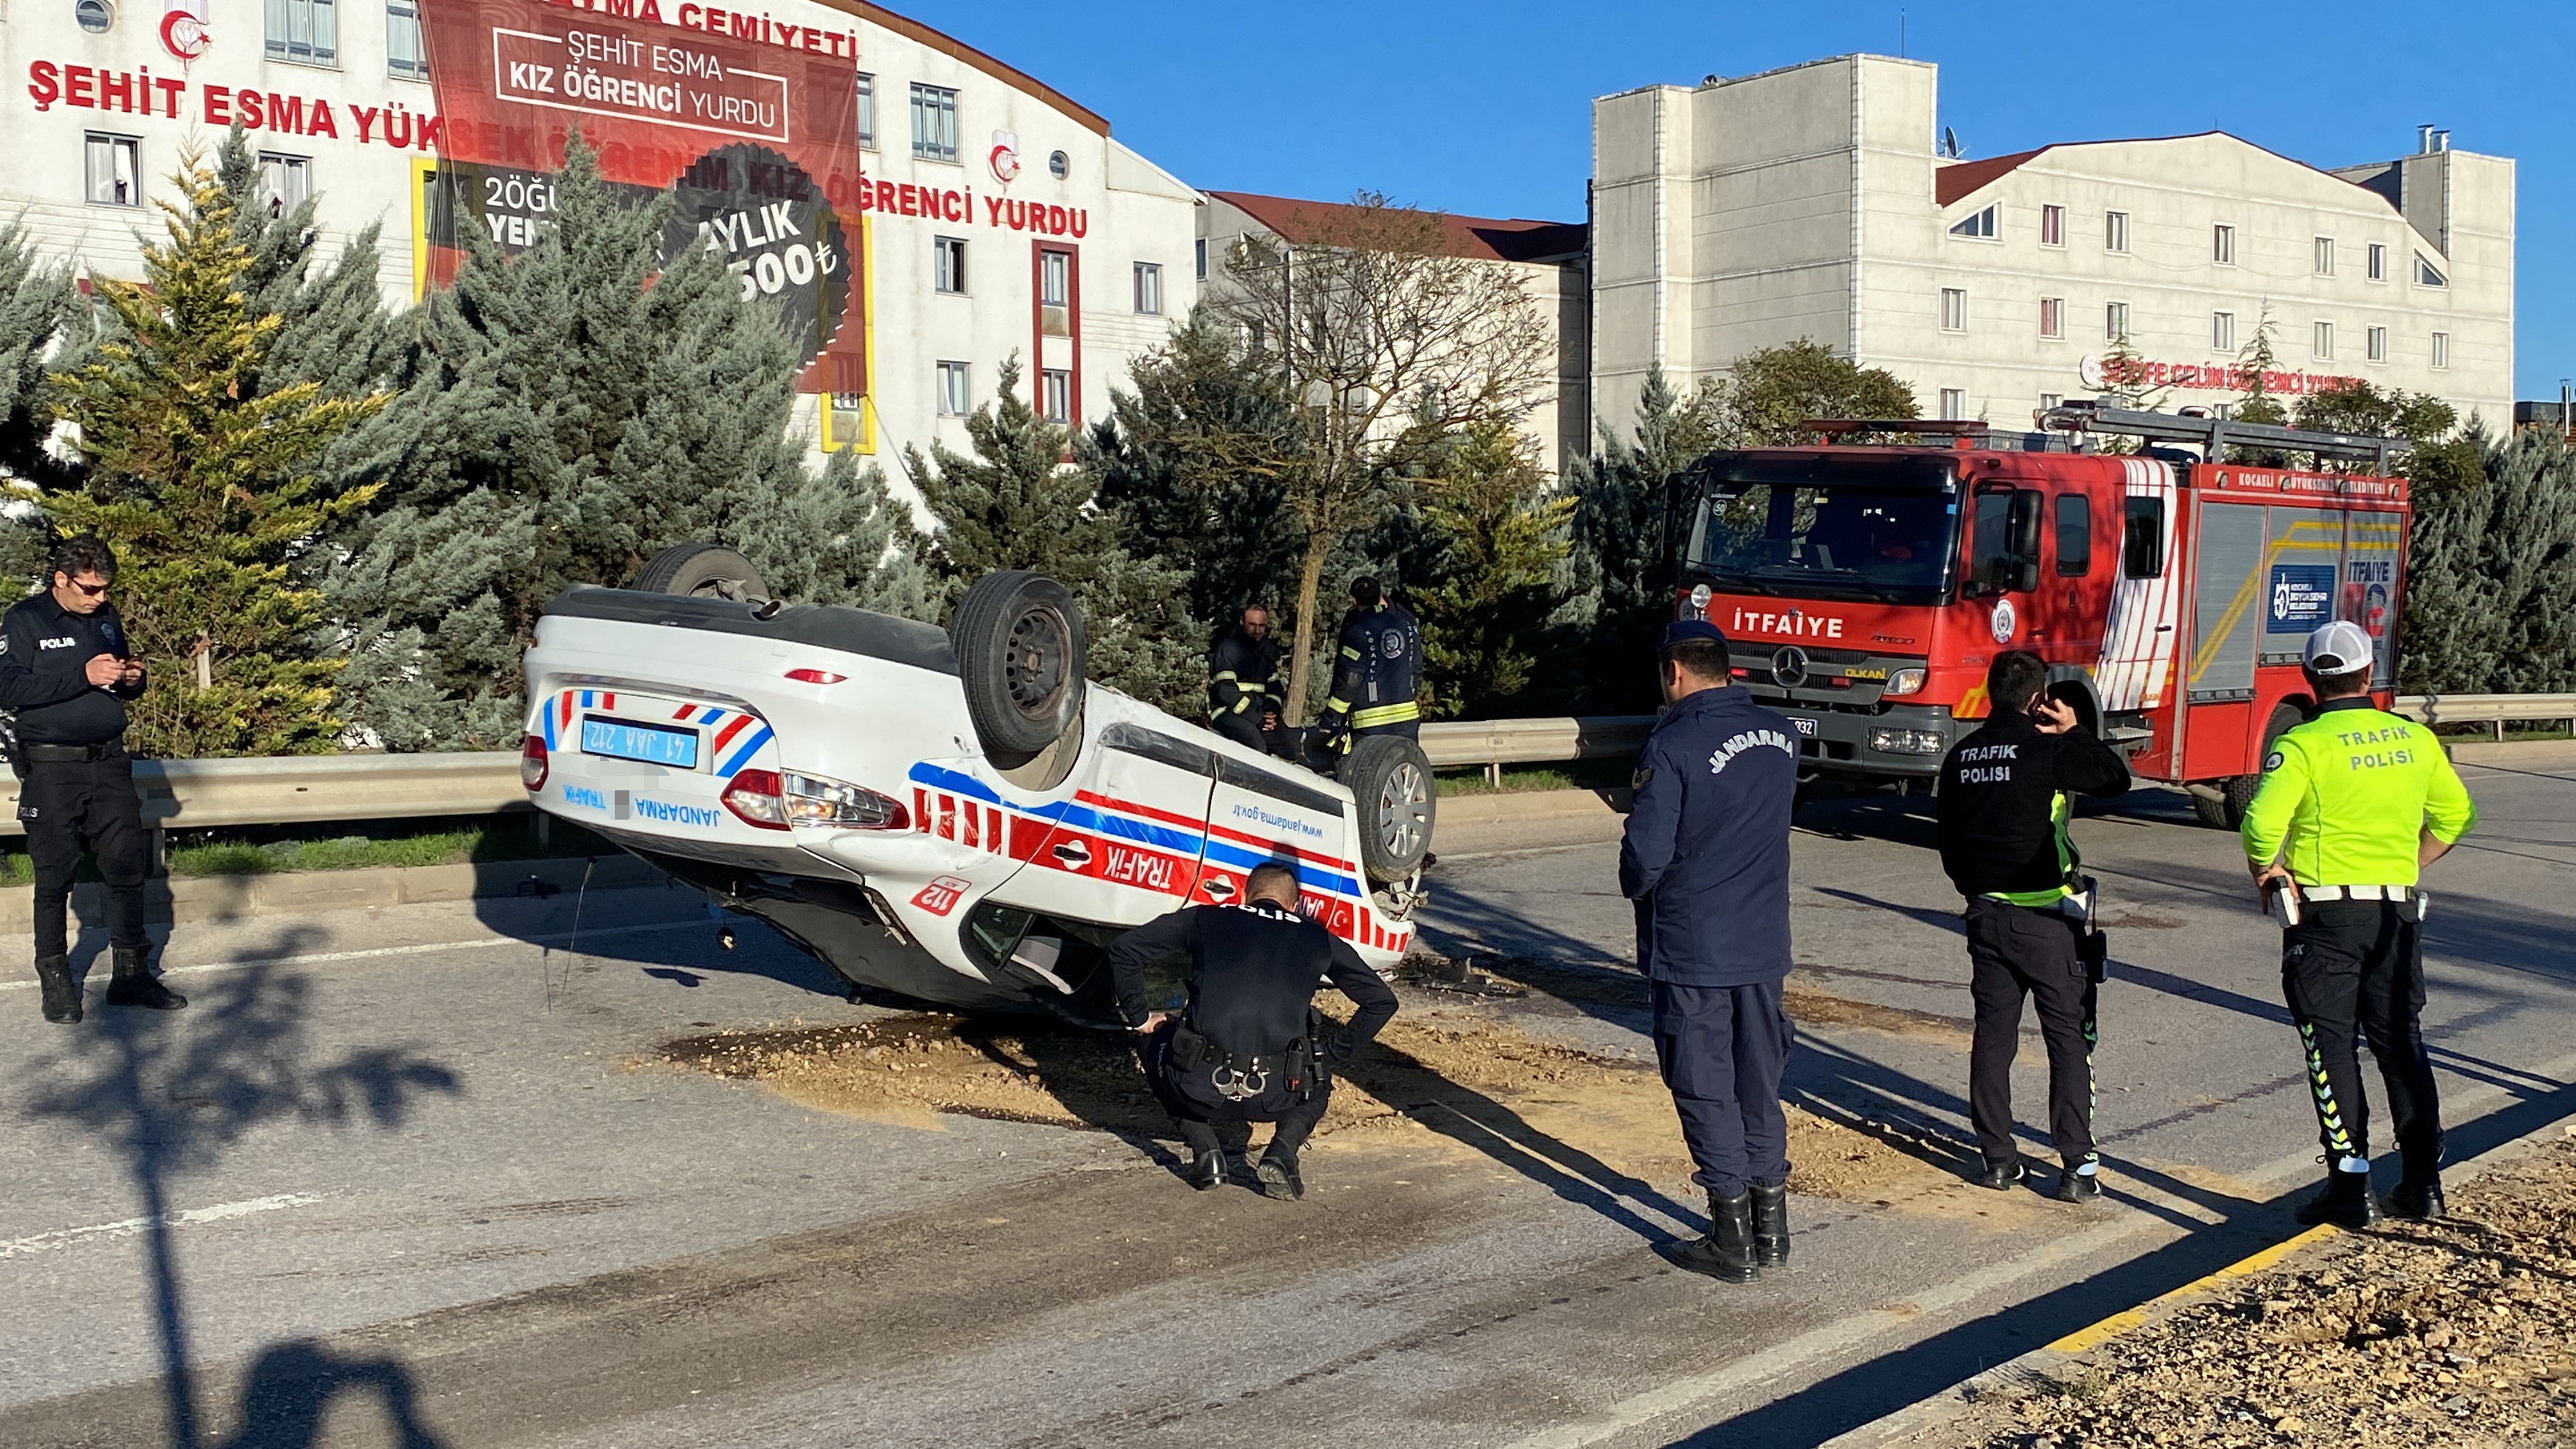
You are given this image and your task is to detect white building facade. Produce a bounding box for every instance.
[1,0,1197,482]
[1592,54,2514,440]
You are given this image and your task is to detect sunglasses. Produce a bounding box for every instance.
[66,578,109,597]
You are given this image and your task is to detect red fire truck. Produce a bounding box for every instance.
[1668,405,2409,828]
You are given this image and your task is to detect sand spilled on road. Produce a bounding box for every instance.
[662,1007,1959,1203]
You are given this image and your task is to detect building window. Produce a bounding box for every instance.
[2213,224,2234,265]
[2431,332,2449,370]
[2416,255,2447,288]
[1134,261,1163,315]
[265,0,338,65]
[2038,297,2063,340]
[910,83,959,163]
[1947,203,1997,240]
[936,361,970,416]
[74,0,111,31]
[2367,242,2386,282]
[2103,211,2129,253]
[855,74,875,150]
[2040,392,2063,413]
[2213,402,2236,420]
[932,236,966,295]
[85,132,140,208]
[1194,238,1208,280]
[2313,237,2334,276]
[2313,321,2334,359]
[2105,302,2130,342]
[2212,311,2234,351]
[385,0,427,78]
[2367,326,2388,363]
[1940,288,1966,332]
[1040,368,1072,424]
[2040,204,2064,247]
[255,152,310,217]
[1939,388,1966,421]
[1041,250,1070,308]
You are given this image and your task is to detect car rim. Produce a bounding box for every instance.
[1377,762,1427,858]
[1004,607,1068,717]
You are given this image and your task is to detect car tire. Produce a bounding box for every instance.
[2206,702,2309,831]
[1341,734,1435,886]
[632,542,770,602]
[952,570,1087,760]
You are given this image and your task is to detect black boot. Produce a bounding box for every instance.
[1255,1146,1304,1201]
[1750,1183,1790,1266]
[1187,1148,1225,1191]
[104,945,186,1011]
[2294,1165,2381,1229]
[1671,1191,1760,1283]
[34,954,80,1024]
[2388,1172,2446,1221]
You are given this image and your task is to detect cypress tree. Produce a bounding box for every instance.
[0,218,83,583]
[44,149,389,756]
[902,356,1200,713]
[1412,419,1575,717]
[329,137,925,749]
[1565,365,1723,711]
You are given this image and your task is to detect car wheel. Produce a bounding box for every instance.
[1341,735,1435,886]
[952,570,1087,760]
[632,542,770,602]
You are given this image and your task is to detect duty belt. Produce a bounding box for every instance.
[2301,885,2416,902]
[23,742,127,763]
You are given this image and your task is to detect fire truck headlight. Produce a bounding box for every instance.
[1884,667,1927,697]
[1686,583,1712,619]
[1868,727,1946,756]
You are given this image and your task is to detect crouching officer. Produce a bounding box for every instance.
[1,536,181,1023]
[1109,862,1398,1199]
[1208,604,1288,757]
[1936,651,2130,1202]
[1620,619,1800,1282]
[1315,577,1420,756]
[2243,621,2475,1227]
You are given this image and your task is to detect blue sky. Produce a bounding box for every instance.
[930,0,2572,404]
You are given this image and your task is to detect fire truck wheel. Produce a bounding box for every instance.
[2206,703,2308,831]
[632,542,771,602]
[953,570,1088,761]
[1341,735,1436,886]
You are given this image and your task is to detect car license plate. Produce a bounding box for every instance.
[1791,716,1819,738]
[580,716,700,769]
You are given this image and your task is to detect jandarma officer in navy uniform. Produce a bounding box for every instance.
[1620,619,1801,1283]
[0,536,183,1023]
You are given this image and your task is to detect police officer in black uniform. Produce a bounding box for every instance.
[1315,577,1420,755]
[1935,651,2130,1202]
[2,536,181,1023]
[1109,861,1399,1199]
[1208,604,1288,757]
[1620,620,1800,1282]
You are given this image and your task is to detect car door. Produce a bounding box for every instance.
[994,722,1216,926]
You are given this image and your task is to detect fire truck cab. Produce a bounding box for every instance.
[1669,405,2409,828]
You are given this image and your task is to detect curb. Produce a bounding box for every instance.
[0,854,667,935]
[1823,1107,2576,1448]
[2447,738,2576,768]
[1435,787,1630,826]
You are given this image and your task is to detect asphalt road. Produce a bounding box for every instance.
[1,753,2570,1449]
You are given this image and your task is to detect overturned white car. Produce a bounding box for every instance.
[520,545,1434,1020]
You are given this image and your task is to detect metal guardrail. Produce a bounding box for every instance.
[2395,694,2576,741]
[0,698,2556,839]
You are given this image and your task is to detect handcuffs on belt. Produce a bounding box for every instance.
[1208,1060,1270,1102]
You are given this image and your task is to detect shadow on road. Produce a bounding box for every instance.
[464,866,854,1003]
[24,926,463,1449]
[216,1341,446,1449]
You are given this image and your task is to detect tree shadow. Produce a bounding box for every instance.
[23,934,463,1449]
[215,1340,447,1449]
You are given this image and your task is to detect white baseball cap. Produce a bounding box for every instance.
[2304,620,2375,675]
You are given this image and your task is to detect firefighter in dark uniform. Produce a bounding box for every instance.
[1619,620,1800,1282]
[1,536,183,1023]
[1935,651,2131,1202]
[1207,604,1288,757]
[2242,621,2476,1227]
[1109,861,1398,1199]
[1315,577,1420,755]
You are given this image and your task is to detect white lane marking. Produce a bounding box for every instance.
[1503,1047,2576,1449]
[0,1193,325,1262]
[0,919,694,993]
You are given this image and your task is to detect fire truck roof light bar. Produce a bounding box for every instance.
[2038,402,2397,471]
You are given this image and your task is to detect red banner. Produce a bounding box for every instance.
[421,0,864,392]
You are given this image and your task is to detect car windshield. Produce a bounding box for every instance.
[1683,455,1961,605]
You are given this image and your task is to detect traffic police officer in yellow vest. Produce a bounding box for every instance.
[2242,620,2476,1228]
[1316,577,1420,753]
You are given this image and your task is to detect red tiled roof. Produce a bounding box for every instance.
[1205,191,1586,263]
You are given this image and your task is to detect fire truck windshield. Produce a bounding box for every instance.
[1683,455,1961,606]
